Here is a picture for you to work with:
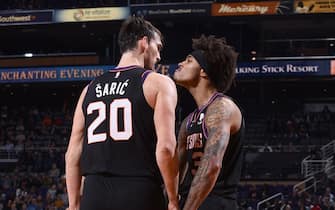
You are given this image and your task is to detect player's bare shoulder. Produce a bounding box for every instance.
[206,96,242,133]
[149,72,175,88]
[143,71,177,108]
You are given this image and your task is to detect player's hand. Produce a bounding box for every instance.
[168,200,180,210]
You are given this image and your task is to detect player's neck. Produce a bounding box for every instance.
[189,85,217,108]
[117,51,144,68]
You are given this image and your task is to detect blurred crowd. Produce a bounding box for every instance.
[0,104,71,156]
[0,102,334,209]
[0,171,333,210]
[239,174,335,210]
[265,106,333,146]
[0,103,68,210]
[0,169,67,210]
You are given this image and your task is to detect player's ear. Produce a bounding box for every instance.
[138,36,149,52]
[200,68,208,79]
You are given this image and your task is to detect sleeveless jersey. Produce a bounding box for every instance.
[80,66,162,183]
[180,92,245,200]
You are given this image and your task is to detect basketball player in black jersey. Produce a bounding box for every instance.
[173,35,245,210]
[65,16,179,210]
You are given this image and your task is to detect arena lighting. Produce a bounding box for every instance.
[24,53,33,57]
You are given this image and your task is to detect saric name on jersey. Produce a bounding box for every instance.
[95,80,129,98]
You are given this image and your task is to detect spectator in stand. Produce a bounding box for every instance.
[48,164,60,179]
[324,187,335,206]
[320,195,335,210]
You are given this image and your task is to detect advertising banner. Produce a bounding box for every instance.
[0,10,53,25]
[162,60,332,78]
[0,60,333,83]
[0,65,114,83]
[211,1,287,16]
[236,60,331,78]
[294,0,335,14]
[131,2,211,17]
[55,7,129,22]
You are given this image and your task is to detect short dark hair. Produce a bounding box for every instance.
[118,16,162,54]
[192,35,238,92]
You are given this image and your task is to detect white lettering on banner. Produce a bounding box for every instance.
[236,67,260,74]
[91,9,110,15]
[261,65,285,73]
[192,9,207,13]
[1,70,56,80]
[148,10,169,15]
[59,69,104,79]
[286,64,319,73]
[169,9,192,14]
[82,9,111,17]
[218,4,269,14]
[0,15,32,22]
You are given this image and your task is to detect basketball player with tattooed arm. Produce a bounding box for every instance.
[65,16,179,210]
[173,35,245,210]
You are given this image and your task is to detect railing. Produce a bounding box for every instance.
[293,176,318,194]
[325,156,335,179]
[301,155,311,175]
[321,140,335,160]
[301,158,331,178]
[256,192,283,210]
[0,149,18,162]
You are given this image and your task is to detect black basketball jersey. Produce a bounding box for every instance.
[80,66,162,183]
[180,92,245,200]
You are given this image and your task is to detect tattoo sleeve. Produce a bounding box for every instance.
[182,99,232,210]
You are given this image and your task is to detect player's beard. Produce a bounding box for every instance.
[144,54,154,70]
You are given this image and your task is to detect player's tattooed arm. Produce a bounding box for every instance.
[182,98,232,210]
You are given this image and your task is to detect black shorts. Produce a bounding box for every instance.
[80,175,166,210]
[180,194,237,210]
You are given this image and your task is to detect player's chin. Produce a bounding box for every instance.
[173,70,183,80]
[172,75,183,85]
[172,73,178,81]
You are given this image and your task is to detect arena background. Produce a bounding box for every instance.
[0,0,335,209]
